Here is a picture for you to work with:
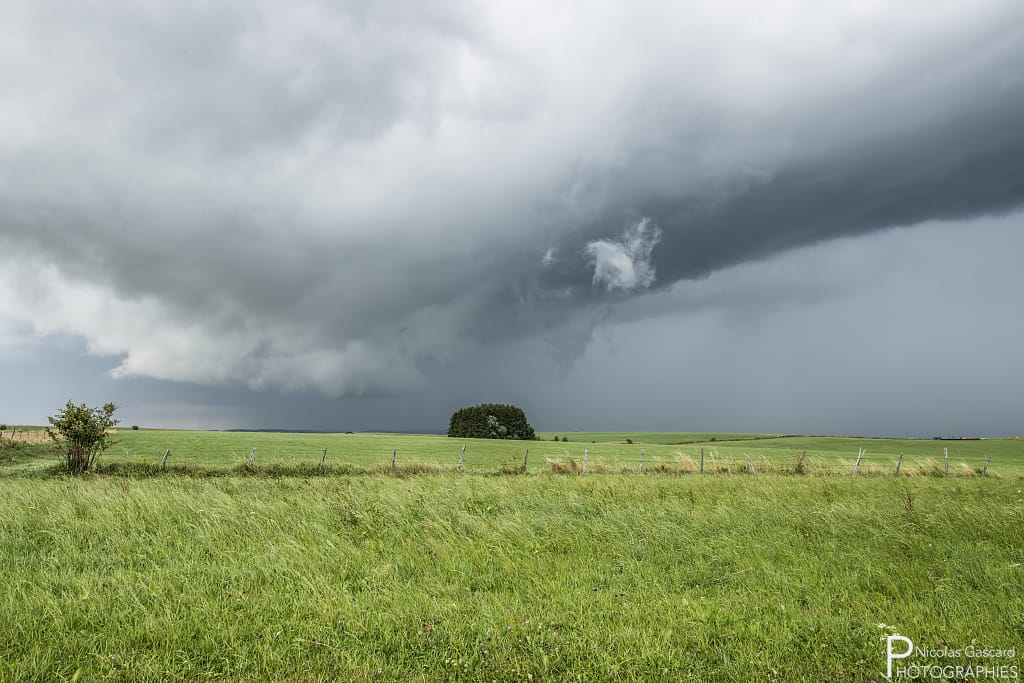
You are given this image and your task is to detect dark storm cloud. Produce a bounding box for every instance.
[2,0,1023,397]
[535,33,1024,294]
[514,215,1024,437]
[648,96,1024,284]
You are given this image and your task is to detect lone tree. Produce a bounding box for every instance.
[448,403,536,440]
[47,401,119,474]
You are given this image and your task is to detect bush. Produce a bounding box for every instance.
[553,435,560,441]
[448,403,536,440]
[131,425,139,430]
[562,436,569,442]
[47,401,119,474]
[625,438,633,444]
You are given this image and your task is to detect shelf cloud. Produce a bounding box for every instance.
[2,0,1023,400]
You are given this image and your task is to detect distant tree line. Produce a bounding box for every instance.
[448,404,536,440]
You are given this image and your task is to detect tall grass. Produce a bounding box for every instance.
[0,475,1021,681]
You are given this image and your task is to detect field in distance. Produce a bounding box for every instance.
[5,428,1019,476]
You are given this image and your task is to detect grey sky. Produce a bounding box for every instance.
[1,1,1022,435]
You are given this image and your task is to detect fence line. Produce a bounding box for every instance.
[852,448,865,475]
[130,441,1004,478]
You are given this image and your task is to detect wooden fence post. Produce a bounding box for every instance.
[699,447,704,474]
[853,448,864,475]
[248,448,256,465]
[391,448,397,472]
[522,448,529,471]
[319,447,328,471]
[161,449,170,468]
[943,447,949,476]
[582,449,589,474]
[639,448,645,473]
[457,444,466,472]
[982,453,990,477]
[895,452,904,476]
[798,450,807,469]
[746,455,755,475]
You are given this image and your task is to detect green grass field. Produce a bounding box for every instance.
[1,429,1022,680]
[4,428,1019,475]
[4,428,1021,476]
[0,475,1021,681]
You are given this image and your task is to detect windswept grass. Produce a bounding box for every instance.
[0,474,1021,681]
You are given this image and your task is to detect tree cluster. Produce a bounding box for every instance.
[447,403,536,440]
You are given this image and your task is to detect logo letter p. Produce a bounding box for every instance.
[887,635,913,678]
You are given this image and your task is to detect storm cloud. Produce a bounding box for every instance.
[1,0,1023,405]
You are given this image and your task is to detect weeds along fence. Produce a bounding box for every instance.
[101,440,1010,478]
[0,428,52,447]
[513,445,1000,478]
[545,446,1000,478]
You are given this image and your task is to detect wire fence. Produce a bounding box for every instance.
[100,441,1010,478]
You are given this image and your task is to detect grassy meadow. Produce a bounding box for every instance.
[1,475,1022,681]
[1,428,1022,680]
[3,427,1020,476]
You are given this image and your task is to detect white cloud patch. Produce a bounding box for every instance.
[0,261,426,397]
[585,218,661,292]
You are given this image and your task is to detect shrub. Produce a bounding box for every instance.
[553,435,560,441]
[625,438,633,444]
[447,404,536,440]
[131,425,139,431]
[561,436,569,442]
[47,401,119,474]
